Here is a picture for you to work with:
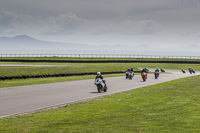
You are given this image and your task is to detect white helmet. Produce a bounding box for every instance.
[97,72,101,75]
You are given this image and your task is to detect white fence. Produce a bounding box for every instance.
[0,54,200,60]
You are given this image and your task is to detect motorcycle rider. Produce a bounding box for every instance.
[189,67,193,74]
[95,72,105,83]
[141,68,148,78]
[193,69,195,74]
[154,67,160,78]
[126,69,130,79]
[160,68,165,72]
[96,72,103,79]
[130,67,134,77]
[155,67,159,72]
[182,69,186,73]
[130,67,134,73]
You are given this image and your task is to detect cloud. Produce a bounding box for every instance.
[89,19,161,35]
[0,10,161,36]
[0,11,86,35]
[0,11,43,34]
[0,0,199,47]
[0,11,18,34]
[182,25,200,37]
[120,19,161,35]
[45,13,86,35]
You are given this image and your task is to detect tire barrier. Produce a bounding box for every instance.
[0,59,200,64]
[0,71,142,81]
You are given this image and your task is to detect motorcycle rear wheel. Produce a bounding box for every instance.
[104,85,107,92]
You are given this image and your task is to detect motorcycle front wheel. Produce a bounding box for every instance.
[97,84,102,93]
[143,77,146,81]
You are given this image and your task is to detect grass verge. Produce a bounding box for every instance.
[1,75,200,132]
[0,73,125,88]
[0,62,199,77]
[0,63,140,77]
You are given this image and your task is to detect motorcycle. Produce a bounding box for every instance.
[126,71,129,79]
[144,68,149,73]
[182,69,186,73]
[154,71,159,79]
[189,69,193,74]
[193,69,195,74]
[160,69,165,72]
[141,72,147,82]
[129,71,134,80]
[94,78,107,93]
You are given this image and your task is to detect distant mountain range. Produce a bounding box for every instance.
[0,35,199,51]
[0,35,90,49]
[0,35,140,51]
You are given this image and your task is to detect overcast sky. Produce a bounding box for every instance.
[0,0,200,47]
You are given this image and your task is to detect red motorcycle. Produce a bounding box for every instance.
[154,71,159,79]
[141,72,147,82]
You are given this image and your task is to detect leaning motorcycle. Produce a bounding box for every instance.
[189,69,192,74]
[193,69,195,74]
[94,78,107,93]
[154,71,159,79]
[141,72,147,82]
[129,71,134,80]
[126,71,129,79]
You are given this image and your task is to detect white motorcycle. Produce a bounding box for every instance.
[129,71,134,80]
[126,71,129,79]
[94,78,107,93]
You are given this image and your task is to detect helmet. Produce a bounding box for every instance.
[97,72,101,76]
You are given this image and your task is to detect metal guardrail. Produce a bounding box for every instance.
[0,54,200,60]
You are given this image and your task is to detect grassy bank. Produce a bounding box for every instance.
[0,62,198,88]
[0,62,199,77]
[0,73,124,88]
[1,75,200,132]
[0,63,139,77]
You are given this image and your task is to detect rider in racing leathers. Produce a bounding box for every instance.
[130,68,134,73]
[95,72,103,79]
[95,72,105,83]
[155,67,159,72]
[141,68,148,79]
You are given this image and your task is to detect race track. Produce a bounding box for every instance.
[0,69,199,118]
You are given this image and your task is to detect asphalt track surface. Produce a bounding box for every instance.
[0,69,199,118]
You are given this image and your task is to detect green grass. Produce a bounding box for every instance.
[1,75,200,132]
[0,73,125,88]
[0,62,198,88]
[0,62,199,77]
[0,63,139,77]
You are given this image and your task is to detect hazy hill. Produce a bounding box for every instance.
[0,35,138,50]
[0,35,89,49]
[0,35,199,52]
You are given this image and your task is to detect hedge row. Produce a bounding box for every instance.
[0,71,142,81]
